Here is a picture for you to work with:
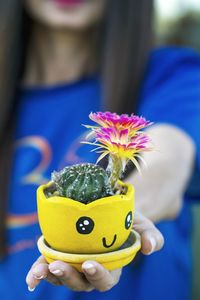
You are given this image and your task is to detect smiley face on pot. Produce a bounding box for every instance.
[76,211,133,249]
[37,181,135,254]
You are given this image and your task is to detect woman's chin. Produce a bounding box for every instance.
[24,0,105,31]
[52,0,85,9]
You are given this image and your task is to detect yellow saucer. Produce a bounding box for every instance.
[37,229,141,272]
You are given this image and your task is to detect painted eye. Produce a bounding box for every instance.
[125,211,132,229]
[76,216,94,234]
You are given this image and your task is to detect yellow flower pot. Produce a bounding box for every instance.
[36,180,141,270]
[37,229,141,272]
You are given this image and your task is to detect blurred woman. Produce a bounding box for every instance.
[0,1,199,300]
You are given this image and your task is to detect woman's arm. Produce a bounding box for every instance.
[126,124,195,223]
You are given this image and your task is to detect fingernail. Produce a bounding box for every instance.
[28,286,35,292]
[83,263,96,275]
[33,274,47,280]
[148,237,156,255]
[50,269,63,276]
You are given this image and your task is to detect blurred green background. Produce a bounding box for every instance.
[155,0,200,50]
[155,1,200,299]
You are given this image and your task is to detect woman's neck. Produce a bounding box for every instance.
[22,22,98,87]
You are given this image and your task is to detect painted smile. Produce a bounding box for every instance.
[102,234,117,248]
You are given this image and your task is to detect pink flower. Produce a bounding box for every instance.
[83,111,153,186]
[92,127,151,171]
[89,111,152,135]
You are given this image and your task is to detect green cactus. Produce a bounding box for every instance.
[50,163,113,204]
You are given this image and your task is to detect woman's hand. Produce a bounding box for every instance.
[26,212,164,292]
[126,124,195,223]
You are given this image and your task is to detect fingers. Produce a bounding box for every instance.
[27,257,92,292]
[48,261,93,292]
[26,256,50,291]
[27,258,121,292]
[133,211,164,255]
[82,261,122,292]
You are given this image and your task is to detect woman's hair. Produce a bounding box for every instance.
[0,0,153,256]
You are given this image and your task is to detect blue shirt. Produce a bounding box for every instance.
[1,47,200,300]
